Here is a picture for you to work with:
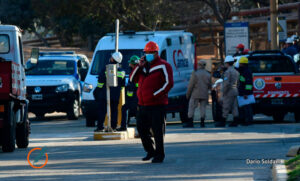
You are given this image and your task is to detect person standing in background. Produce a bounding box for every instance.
[184,60,211,128]
[237,57,253,126]
[93,52,125,132]
[215,56,239,127]
[118,55,140,131]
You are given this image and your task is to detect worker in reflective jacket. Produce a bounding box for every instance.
[237,57,253,126]
[93,52,125,132]
[118,55,140,131]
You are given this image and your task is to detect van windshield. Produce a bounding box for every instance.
[249,56,295,73]
[0,35,9,53]
[26,60,75,75]
[91,50,143,75]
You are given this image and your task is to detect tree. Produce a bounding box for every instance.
[31,0,85,46]
[0,0,36,33]
[0,0,34,29]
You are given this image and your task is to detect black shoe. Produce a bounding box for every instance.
[152,157,164,163]
[215,117,226,127]
[183,118,194,128]
[182,122,194,128]
[215,122,226,127]
[116,127,127,131]
[241,121,252,126]
[229,117,240,127]
[142,153,154,161]
[229,122,238,127]
[200,118,205,128]
[94,128,105,132]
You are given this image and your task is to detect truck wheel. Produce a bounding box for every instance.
[16,120,29,148]
[295,112,300,123]
[2,102,16,152]
[179,98,189,123]
[86,117,95,127]
[67,98,80,120]
[273,113,285,122]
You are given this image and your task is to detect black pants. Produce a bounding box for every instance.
[121,104,129,129]
[121,102,137,129]
[239,104,253,123]
[136,105,166,159]
[97,99,119,129]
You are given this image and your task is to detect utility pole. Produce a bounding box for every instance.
[270,0,279,50]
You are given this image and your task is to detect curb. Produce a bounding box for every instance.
[272,160,288,181]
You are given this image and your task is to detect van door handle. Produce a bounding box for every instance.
[274,77,282,81]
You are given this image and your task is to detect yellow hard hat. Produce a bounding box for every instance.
[239,57,248,64]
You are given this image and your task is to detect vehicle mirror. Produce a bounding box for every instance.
[77,61,82,68]
[294,54,300,63]
[80,69,88,81]
[30,48,39,65]
[212,71,221,78]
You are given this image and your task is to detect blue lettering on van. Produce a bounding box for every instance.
[177,58,189,68]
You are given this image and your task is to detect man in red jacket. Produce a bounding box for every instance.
[130,41,174,163]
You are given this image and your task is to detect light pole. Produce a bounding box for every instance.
[270,0,279,50]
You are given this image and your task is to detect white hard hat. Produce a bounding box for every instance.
[234,56,242,68]
[224,55,234,63]
[291,35,299,41]
[112,52,123,63]
[286,37,293,44]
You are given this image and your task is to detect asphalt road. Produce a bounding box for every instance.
[0,105,299,181]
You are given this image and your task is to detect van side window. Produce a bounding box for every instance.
[179,37,184,44]
[160,50,167,60]
[18,36,24,65]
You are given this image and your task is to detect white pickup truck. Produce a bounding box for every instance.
[25,52,90,120]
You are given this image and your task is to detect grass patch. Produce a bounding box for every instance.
[285,155,300,181]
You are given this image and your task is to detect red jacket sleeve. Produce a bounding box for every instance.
[129,65,141,83]
[153,62,174,97]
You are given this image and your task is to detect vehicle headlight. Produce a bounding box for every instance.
[56,84,69,93]
[83,83,93,93]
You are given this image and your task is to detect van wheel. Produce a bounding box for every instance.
[2,102,16,152]
[273,112,285,122]
[86,117,95,127]
[295,112,300,123]
[67,98,80,120]
[16,120,29,148]
[35,112,45,120]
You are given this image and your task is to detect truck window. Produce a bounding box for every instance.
[26,60,75,75]
[249,56,295,73]
[18,36,24,65]
[91,49,143,75]
[0,35,9,53]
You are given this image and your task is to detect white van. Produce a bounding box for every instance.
[82,30,196,127]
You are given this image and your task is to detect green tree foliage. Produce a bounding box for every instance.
[30,0,175,46]
[0,0,35,30]
[31,0,84,46]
